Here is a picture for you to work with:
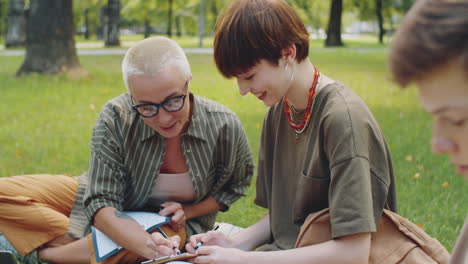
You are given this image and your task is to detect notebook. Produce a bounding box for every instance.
[92,211,170,262]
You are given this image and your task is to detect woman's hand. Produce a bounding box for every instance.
[192,246,249,264]
[159,201,186,231]
[146,232,180,258]
[186,231,235,253]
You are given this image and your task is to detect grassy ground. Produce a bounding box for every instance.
[0,47,466,255]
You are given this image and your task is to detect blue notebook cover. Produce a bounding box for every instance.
[91,211,170,262]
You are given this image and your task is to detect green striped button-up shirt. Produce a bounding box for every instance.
[68,92,254,238]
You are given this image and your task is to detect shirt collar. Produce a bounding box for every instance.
[185,93,208,141]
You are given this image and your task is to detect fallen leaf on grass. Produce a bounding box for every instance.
[442,181,449,188]
[15,150,23,160]
[405,155,413,162]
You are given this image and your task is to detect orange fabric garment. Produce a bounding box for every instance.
[88,224,187,264]
[0,174,79,255]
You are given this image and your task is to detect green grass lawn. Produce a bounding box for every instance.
[0,49,466,254]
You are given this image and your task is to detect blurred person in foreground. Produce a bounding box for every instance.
[389,1,468,263]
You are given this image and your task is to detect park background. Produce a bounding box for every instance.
[0,0,467,260]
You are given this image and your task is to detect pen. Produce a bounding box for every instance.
[194,225,219,250]
[157,227,181,255]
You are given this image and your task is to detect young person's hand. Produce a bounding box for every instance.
[192,246,248,264]
[147,232,181,258]
[186,231,235,253]
[159,201,186,231]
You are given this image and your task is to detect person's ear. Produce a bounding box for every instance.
[281,44,297,63]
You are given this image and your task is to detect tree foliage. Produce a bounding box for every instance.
[394,0,415,12]
[3,0,421,52]
[0,0,8,42]
[287,0,328,39]
[120,0,226,39]
[73,0,103,39]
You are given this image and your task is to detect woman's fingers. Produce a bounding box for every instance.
[193,246,247,264]
[159,201,182,215]
[186,231,231,254]
[147,232,180,256]
[186,234,203,253]
[189,234,204,247]
[171,208,186,227]
[192,246,215,263]
[169,235,181,250]
[159,201,186,230]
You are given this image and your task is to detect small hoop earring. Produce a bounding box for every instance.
[284,62,294,81]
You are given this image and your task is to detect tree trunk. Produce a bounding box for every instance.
[96,6,105,40]
[144,16,150,38]
[198,0,206,47]
[166,0,173,37]
[210,0,218,17]
[16,0,84,76]
[84,8,90,40]
[0,1,5,41]
[325,0,343,47]
[375,0,384,44]
[105,0,120,46]
[6,0,26,48]
[175,15,181,37]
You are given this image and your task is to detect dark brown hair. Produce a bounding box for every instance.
[214,0,310,78]
[389,0,468,87]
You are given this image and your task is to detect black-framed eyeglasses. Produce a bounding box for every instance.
[131,83,188,118]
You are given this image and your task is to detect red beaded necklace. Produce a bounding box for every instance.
[283,66,320,142]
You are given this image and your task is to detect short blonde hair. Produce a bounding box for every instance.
[122,36,191,91]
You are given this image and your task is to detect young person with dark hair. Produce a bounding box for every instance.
[186,1,397,263]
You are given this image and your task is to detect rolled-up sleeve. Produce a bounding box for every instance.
[211,118,254,211]
[83,110,126,223]
[324,98,391,239]
[329,157,376,238]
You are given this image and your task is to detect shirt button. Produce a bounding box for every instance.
[187,149,191,153]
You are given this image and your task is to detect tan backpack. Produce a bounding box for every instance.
[295,208,450,264]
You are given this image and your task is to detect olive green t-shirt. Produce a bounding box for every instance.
[255,81,397,250]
